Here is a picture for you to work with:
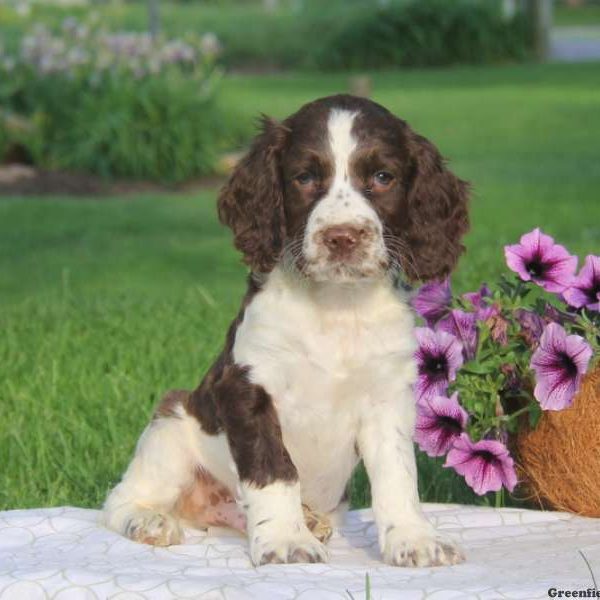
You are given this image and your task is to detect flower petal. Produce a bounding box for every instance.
[444,434,517,495]
[564,255,600,311]
[414,328,464,402]
[411,279,452,324]
[504,228,577,292]
[437,309,478,361]
[530,323,592,411]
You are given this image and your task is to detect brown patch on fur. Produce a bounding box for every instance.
[217,117,289,274]
[153,389,189,420]
[395,129,470,281]
[185,275,262,435]
[184,276,296,488]
[174,468,246,532]
[215,364,298,487]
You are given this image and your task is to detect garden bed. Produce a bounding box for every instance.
[0,164,226,196]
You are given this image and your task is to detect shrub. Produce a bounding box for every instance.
[0,19,234,181]
[313,0,532,70]
[0,1,534,74]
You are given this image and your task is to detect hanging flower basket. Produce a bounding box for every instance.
[516,365,600,516]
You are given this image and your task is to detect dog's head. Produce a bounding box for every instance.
[218,94,469,283]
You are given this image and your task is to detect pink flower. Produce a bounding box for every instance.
[415,393,469,457]
[530,323,592,410]
[462,284,498,321]
[504,228,577,293]
[444,433,517,495]
[515,308,545,347]
[462,284,491,308]
[414,328,464,403]
[411,279,451,325]
[563,255,600,312]
[437,309,478,361]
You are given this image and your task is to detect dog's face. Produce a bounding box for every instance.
[218,95,469,283]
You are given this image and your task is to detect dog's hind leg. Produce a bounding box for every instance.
[103,390,233,546]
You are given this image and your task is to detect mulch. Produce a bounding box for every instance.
[0,164,226,197]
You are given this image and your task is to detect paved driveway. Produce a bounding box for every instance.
[550,26,600,61]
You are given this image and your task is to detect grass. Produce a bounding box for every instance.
[1,62,599,511]
[555,5,600,27]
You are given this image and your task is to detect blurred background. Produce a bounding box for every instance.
[0,0,599,511]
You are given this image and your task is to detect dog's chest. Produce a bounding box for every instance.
[232,271,416,511]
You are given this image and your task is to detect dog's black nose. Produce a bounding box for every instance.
[322,225,363,258]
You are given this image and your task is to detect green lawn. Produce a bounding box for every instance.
[555,5,600,27]
[1,62,599,511]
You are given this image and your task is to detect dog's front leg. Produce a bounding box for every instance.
[358,382,464,567]
[216,365,328,566]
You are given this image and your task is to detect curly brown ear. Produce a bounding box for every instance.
[400,130,470,282]
[217,116,288,273]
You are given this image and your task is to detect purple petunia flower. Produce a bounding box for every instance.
[463,283,491,308]
[437,309,478,361]
[504,228,577,293]
[477,302,500,322]
[563,255,600,312]
[462,284,499,321]
[411,279,452,325]
[515,308,545,347]
[414,328,464,403]
[530,323,592,411]
[414,393,469,457]
[444,433,518,495]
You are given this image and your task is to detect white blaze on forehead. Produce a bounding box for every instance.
[301,106,387,281]
[327,109,358,183]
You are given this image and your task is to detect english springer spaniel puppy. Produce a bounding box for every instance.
[103,94,470,567]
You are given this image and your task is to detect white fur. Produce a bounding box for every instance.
[104,266,463,565]
[242,480,327,565]
[234,267,463,566]
[303,109,387,281]
[103,404,237,542]
[233,268,416,514]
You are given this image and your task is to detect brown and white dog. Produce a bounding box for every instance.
[103,94,470,567]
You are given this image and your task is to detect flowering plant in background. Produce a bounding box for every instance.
[2,19,221,81]
[0,17,233,181]
[412,228,599,500]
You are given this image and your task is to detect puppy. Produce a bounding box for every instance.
[103,94,469,567]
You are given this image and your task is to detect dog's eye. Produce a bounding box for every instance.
[295,172,315,186]
[373,171,394,187]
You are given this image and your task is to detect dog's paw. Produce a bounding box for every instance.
[302,504,333,544]
[382,526,464,568]
[125,511,183,546]
[250,527,328,566]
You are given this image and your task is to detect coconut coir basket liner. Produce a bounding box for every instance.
[517,365,600,517]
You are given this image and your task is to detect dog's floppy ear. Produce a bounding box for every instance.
[218,116,288,274]
[399,129,470,282]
